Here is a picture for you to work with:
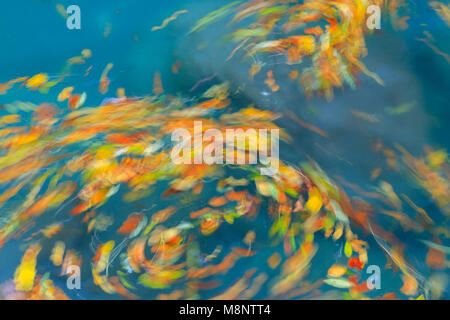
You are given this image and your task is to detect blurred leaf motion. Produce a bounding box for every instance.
[0,0,449,300]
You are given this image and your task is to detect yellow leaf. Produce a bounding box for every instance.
[14,243,41,292]
[26,73,48,88]
[305,187,323,214]
[332,222,344,241]
[426,149,447,168]
[327,264,347,278]
[344,241,352,257]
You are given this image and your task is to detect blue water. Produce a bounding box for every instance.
[0,0,449,299]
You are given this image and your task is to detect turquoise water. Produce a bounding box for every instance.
[0,0,449,300]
